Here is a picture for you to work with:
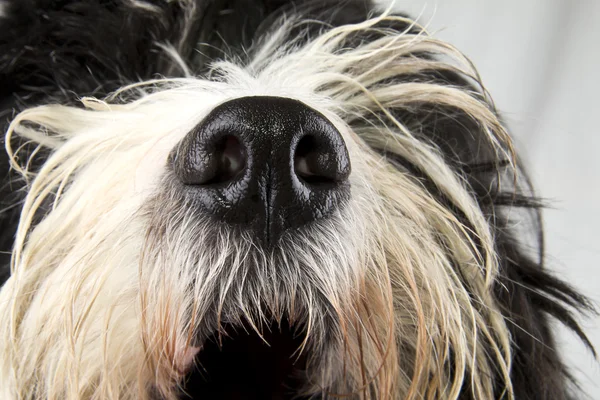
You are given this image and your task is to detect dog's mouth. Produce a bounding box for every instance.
[180,319,312,400]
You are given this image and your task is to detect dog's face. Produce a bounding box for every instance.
[0,1,594,400]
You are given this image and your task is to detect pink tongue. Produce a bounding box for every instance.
[175,346,200,375]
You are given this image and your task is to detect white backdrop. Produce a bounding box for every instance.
[378,0,600,397]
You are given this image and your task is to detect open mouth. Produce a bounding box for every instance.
[180,319,313,400]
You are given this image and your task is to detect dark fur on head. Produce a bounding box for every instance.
[0,1,596,399]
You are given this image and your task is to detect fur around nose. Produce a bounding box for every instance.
[171,96,351,245]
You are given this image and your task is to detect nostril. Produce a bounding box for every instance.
[211,135,246,184]
[173,133,246,186]
[294,135,347,185]
[294,135,327,184]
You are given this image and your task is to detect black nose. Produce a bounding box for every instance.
[171,96,351,245]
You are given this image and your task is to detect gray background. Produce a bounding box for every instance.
[379,0,600,397]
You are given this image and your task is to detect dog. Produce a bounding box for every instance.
[0,0,595,399]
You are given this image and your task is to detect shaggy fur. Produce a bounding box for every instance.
[0,1,595,399]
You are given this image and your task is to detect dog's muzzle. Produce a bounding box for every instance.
[171,96,351,245]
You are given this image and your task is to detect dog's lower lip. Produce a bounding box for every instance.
[180,318,310,400]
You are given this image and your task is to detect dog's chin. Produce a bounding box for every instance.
[181,318,310,400]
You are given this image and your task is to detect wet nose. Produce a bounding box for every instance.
[171,96,351,245]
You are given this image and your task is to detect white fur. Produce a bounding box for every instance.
[0,12,516,400]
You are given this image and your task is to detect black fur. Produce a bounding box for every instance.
[0,1,595,399]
